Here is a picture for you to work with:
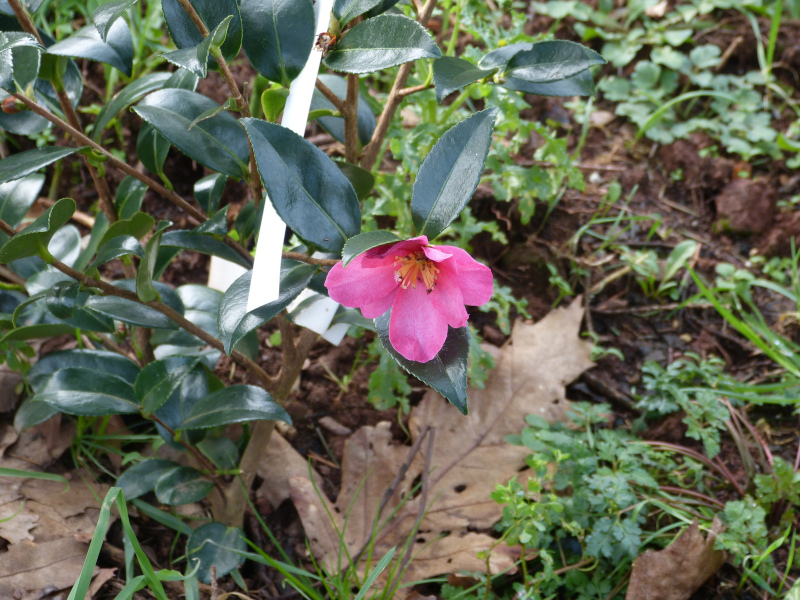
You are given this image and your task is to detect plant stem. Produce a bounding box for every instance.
[359,0,438,170]
[345,73,360,164]
[173,0,263,205]
[316,77,345,111]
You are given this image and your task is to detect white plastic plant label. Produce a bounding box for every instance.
[244,0,335,316]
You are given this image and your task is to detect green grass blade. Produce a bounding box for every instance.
[354,547,395,600]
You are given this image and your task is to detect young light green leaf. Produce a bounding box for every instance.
[134,89,249,178]
[136,220,171,303]
[375,311,469,413]
[433,56,494,103]
[181,384,291,429]
[342,230,400,266]
[0,197,75,263]
[240,0,314,85]
[47,20,133,76]
[323,14,441,74]
[412,108,497,240]
[241,117,360,252]
[99,211,155,246]
[33,367,140,415]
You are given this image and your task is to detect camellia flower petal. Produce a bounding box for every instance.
[325,235,493,362]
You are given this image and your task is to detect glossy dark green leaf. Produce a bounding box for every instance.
[0,323,76,344]
[375,311,469,413]
[154,364,212,447]
[136,123,169,178]
[197,436,238,469]
[194,173,226,215]
[154,466,213,505]
[217,263,315,354]
[334,0,383,24]
[186,522,246,584]
[14,396,58,431]
[160,230,251,268]
[0,32,43,91]
[162,15,232,78]
[135,89,249,178]
[114,176,147,219]
[323,14,441,74]
[162,0,243,65]
[26,348,139,390]
[341,230,399,266]
[0,197,75,264]
[45,281,79,319]
[0,147,78,185]
[241,118,360,252]
[135,355,201,414]
[364,0,401,17]
[33,367,140,415]
[84,295,178,329]
[0,173,44,228]
[310,74,375,146]
[47,20,133,76]
[93,0,139,41]
[432,56,494,103]
[137,220,170,303]
[73,214,108,272]
[503,40,605,83]
[240,0,314,84]
[92,72,171,141]
[194,206,228,235]
[478,42,532,70]
[501,68,595,96]
[114,278,185,314]
[412,108,496,240]
[335,160,374,200]
[150,284,222,347]
[99,211,155,247]
[117,458,179,500]
[47,291,116,333]
[181,384,290,429]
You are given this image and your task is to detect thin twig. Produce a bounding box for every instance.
[398,83,433,97]
[316,78,345,112]
[281,251,338,266]
[7,0,118,225]
[359,0,437,170]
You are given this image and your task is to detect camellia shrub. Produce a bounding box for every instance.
[0,0,604,584]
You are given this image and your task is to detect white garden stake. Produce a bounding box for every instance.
[209,0,343,341]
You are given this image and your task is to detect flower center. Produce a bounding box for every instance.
[395,251,439,293]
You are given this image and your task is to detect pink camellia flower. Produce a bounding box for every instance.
[325,235,493,363]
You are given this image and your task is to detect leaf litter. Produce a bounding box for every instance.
[272,299,593,591]
[0,420,114,599]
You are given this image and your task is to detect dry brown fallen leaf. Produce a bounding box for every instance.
[0,458,112,599]
[288,299,594,591]
[626,516,727,600]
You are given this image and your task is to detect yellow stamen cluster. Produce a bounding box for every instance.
[395,251,439,293]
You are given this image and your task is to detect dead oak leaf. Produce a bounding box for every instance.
[289,300,593,589]
[626,516,727,600]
